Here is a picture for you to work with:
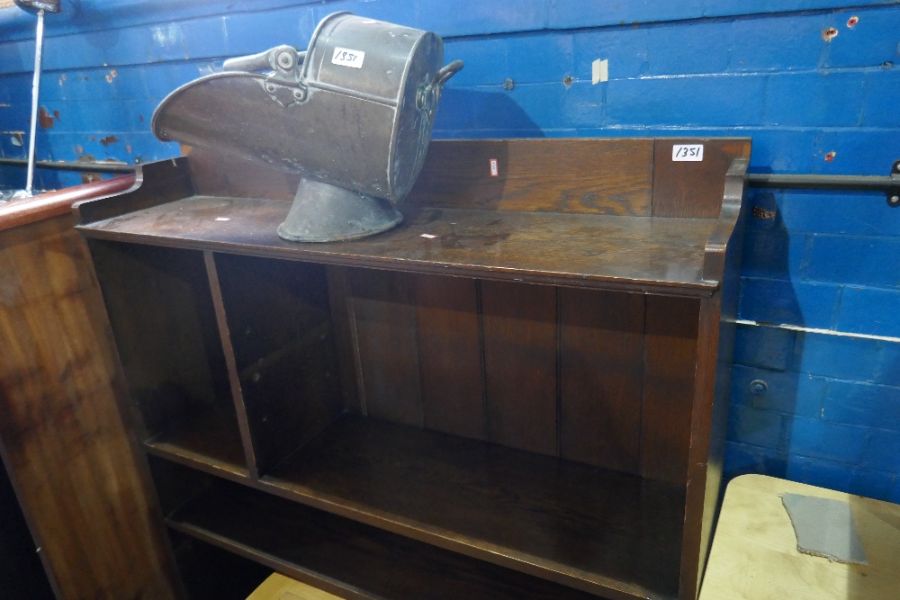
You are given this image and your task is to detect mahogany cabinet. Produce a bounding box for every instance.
[76,138,749,600]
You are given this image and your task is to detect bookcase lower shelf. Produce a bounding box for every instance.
[167,475,600,600]
[150,415,684,600]
[146,408,248,478]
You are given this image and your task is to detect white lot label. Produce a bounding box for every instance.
[672,144,704,161]
[331,47,366,69]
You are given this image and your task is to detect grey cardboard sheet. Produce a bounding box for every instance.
[781,493,868,565]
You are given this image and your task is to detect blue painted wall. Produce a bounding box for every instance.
[1,1,898,500]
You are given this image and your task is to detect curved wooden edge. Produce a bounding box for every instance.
[0,175,137,233]
[72,162,146,222]
[701,158,749,283]
[74,158,195,226]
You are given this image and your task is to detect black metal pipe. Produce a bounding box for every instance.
[0,157,135,174]
[747,172,900,193]
[4,157,898,199]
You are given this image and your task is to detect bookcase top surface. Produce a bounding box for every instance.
[80,194,721,294]
[77,137,749,296]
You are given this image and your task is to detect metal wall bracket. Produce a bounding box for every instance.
[890,161,900,208]
[746,159,900,208]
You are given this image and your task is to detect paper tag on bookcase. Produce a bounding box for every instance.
[672,144,704,161]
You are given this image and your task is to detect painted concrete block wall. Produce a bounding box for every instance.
[1,1,898,500]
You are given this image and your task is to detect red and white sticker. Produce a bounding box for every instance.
[489,158,499,177]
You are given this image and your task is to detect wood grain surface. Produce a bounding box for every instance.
[700,475,900,600]
[213,254,344,475]
[408,138,654,215]
[264,416,684,600]
[415,275,486,440]
[559,288,645,473]
[652,139,751,218]
[248,573,344,600]
[347,268,424,426]
[170,472,601,600]
[640,295,699,484]
[78,197,721,295]
[0,215,177,599]
[481,281,558,455]
[0,175,135,233]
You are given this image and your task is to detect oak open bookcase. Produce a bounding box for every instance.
[76,138,749,600]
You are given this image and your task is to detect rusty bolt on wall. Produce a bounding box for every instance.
[749,380,768,396]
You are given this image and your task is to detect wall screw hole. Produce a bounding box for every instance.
[847,16,859,28]
[824,151,837,162]
[822,27,839,41]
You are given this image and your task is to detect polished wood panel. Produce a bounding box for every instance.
[408,138,654,215]
[652,139,750,218]
[0,216,177,599]
[559,289,644,472]
[264,417,684,600]
[0,175,134,233]
[169,474,600,600]
[214,254,344,474]
[74,157,192,224]
[145,409,249,479]
[204,251,260,478]
[187,146,298,202]
[680,295,723,599]
[482,281,558,456]
[78,198,721,295]
[325,266,360,412]
[90,241,244,468]
[640,295,700,484]
[347,268,423,425]
[415,275,486,440]
[682,160,748,598]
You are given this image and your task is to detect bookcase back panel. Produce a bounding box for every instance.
[559,288,645,473]
[415,275,486,440]
[407,138,654,216]
[330,267,700,482]
[481,281,559,456]
[89,241,233,437]
[214,254,345,474]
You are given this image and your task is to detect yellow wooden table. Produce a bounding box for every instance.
[700,474,900,600]
[247,573,344,600]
